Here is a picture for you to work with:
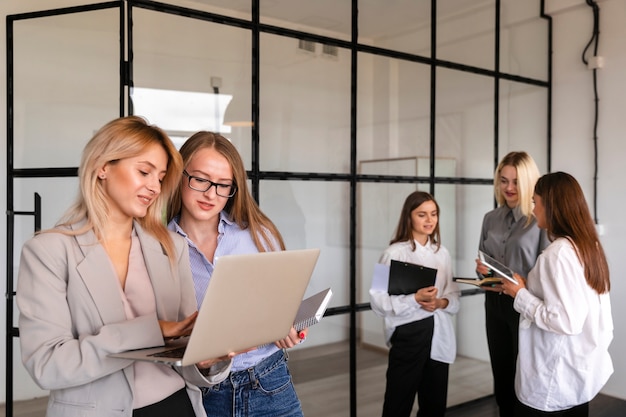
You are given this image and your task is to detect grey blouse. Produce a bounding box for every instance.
[478,205,549,278]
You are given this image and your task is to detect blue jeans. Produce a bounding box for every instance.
[202,349,303,417]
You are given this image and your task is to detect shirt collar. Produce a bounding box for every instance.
[511,205,523,222]
[413,237,434,250]
[218,210,235,229]
[169,211,235,238]
[168,215,187,237]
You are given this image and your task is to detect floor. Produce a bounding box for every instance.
[289,341,493,416]
[2,342,625,417]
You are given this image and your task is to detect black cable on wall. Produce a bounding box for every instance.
[581,0,600,224]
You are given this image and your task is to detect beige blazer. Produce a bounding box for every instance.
[17,220,229,417]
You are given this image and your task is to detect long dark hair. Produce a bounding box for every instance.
[389,191,441,252]
[534,172,610,293]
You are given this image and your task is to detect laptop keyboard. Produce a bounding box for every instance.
[148,346,187,359]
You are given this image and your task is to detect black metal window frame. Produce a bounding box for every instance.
[5,1,552,416]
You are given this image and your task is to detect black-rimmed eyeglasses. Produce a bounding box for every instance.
[183,170,237,197]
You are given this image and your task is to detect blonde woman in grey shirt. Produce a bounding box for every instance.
[476,152,549,417]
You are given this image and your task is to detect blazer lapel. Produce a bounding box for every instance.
[73,223,127,325]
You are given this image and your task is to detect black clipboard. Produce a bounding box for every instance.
[388,260,437,295]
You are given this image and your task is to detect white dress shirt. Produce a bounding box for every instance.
[369,239,460,363]
[513,237,613,411]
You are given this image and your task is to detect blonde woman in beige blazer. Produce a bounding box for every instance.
[16,116,231,417]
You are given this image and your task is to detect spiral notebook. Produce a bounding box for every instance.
[293,288,333,331]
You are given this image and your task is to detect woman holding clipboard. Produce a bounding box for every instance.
[370,191,459,417]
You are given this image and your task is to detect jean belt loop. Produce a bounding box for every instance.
[248,367,259,389]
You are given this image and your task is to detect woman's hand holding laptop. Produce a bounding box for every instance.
[196,345,259,371]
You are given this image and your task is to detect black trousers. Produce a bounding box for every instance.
[515,401,589,417]
[485,291,520,417]
[382,316,449,417]
[133,387,195,417]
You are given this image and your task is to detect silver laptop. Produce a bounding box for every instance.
[110,248,320,366]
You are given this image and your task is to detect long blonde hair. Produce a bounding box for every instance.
[54,116,183,260]
[167,131,284,252]
[494,151,540,226]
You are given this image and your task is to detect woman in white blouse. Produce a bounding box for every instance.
[370,191,459,417]
[502,172,613,417]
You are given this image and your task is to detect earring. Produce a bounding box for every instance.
[99,174,105,180]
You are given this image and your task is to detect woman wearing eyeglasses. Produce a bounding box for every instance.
[166,131,307,417]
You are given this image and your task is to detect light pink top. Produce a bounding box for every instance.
[118,233,185,409]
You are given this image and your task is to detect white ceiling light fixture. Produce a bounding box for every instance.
[130,87,233,140]
[223,93,254,128]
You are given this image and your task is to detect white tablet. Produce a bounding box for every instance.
[478,250,518,284]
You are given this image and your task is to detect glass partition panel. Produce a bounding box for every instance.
[499,80,549,173]
[444,183,496,278]
[12,8,120,168]
[290,315,350,416]
[500,0,549,81]
[11,176,81,402]
[450,293,493,401]
[436,0,495,70]
[432,182,457,262]
[354,340,389,416]
[259,33,351,173]
[12,178,79,326]
[259,180,350,311]
[132,7,253,167]
[357,53,431,169]
[359,1,431,56]
[12,177,79,303]
[357,182,423,305]
[5,0,552,413]
[449,182,495,388]
[446,182,497,406]
[435,68,495,178]
[260,0,350,42]
[13,177,80,237]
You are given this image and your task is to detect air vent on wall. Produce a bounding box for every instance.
[322,44,338,58]
[298,39,316,53]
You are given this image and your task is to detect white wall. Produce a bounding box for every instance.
[546,0,626,399]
